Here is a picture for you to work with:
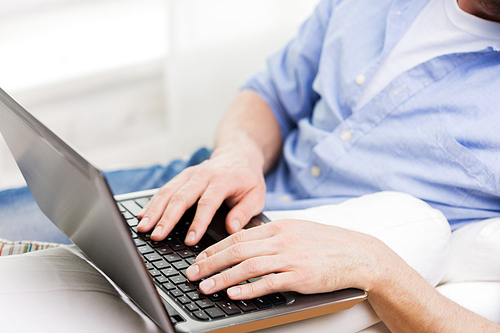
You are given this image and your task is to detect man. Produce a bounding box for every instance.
[0,0,499,331]
[135,0,500,331]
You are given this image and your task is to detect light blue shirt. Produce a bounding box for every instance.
[243,0,500,230]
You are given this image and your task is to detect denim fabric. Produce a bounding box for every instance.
[0,148,211,244]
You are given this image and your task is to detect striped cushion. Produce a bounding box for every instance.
[0,238,61,256]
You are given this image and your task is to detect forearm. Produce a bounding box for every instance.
[214,89,283,174]
[368,253,499,332]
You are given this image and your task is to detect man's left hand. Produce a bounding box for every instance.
[185,219,395,299]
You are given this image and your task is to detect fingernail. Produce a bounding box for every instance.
[231,219,240,233]
[185,231,196,244]
[200,278,215,292]
[227,287,241,297]
[151,225,163,238]
[186,265,199,279]
[196,252,207,262]
[137,217,149,229]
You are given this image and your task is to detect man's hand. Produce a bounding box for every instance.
[184,219,392,299]
[137,143,267,246]
[136,90,282,246]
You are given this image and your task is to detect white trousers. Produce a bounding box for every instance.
[1,191,492,333]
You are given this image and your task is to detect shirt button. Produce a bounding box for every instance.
[280,195,292,202]
[310,166,321,177]
[355,74,366,85]
[340,130,353,141]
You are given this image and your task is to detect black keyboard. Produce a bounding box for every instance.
[118,197,288,323]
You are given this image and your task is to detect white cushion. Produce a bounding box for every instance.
[441,218,500,284]
[436,281,500,324]
[266,191,451,287]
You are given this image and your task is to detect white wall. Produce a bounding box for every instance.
[0,0,317,190]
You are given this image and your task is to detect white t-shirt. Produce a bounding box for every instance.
[357,0,500,108]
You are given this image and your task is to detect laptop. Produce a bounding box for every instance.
[0,88,366,332]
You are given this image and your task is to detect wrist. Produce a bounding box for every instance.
[213,133,267,173]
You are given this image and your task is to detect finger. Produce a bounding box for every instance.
[187,238,273,281]
[226,272,297,300]
[225,189,265,234]
[137,171,192,232]
[150,177,210,240]
[195,255,280,295]
[196,223,277,262]
[184,183,229,246]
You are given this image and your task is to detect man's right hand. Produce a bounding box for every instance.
[136,142,267,246]
[137,90,282,246]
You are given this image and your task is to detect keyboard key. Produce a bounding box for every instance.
[139,232,152,241]
[170,275,188,285]
[266,293,287,305]
[205,307,225,319]
[126,218,139,227]
[252,297,272,309]
[173,260,189,270]
[170,289,183,298]
[189,243,205,253]
[172,242,186,252]
[207,292,225,302]
[235,300,257,312]
[186,257,196,265]
[122,211,134,220]
[170,241,186,251]
[177,296,191,305]
[120,200,142,216]
[156,245,174,255]
[186,291,206,301]
[178,249,195,258]
[155,275,169,284]
[149,240,165,248]
[162,236,176,244]
[165,253,182,263]
[149,269,161,277]
[153,261,170,270]
[145,252,162,262]
[192,310,210,321]
[195,299,215,309]
[135,197,150,208]
[134,238,146,247]
[138,245,153,255]
[184,303,199,312]
[161,268,178,277]
[177,283,197,293]
[118,204,126,213]
[216,301,241,315]
[161,282,176,291]
[172,230,185,240]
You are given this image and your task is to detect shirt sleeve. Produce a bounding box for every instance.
[242,0,333,139]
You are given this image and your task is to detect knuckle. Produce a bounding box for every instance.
[217,271,230,286]
[242,258,260,275]
[169,191,187,205]
[202,257,216,272]
[197,196,214,209]
[231,230,246,244]
[203,245,219,258]
[245,281,256,295]
[228,243,245,259]
[263,275,282,291]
